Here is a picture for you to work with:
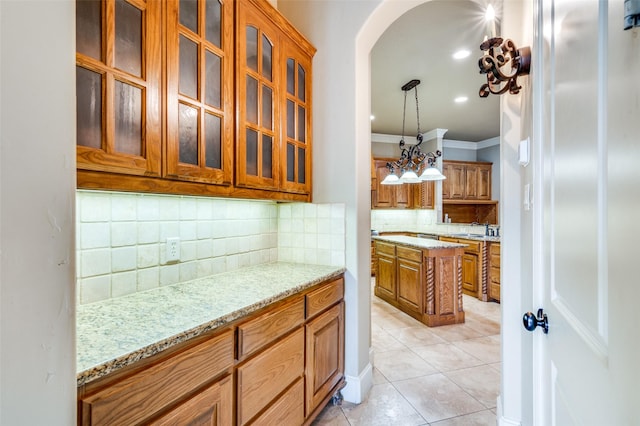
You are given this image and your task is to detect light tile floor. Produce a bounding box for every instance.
[312,280,501,426]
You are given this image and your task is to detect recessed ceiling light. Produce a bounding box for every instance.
[452,49,471,60]
[454,96,468,103]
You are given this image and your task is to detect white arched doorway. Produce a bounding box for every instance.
[278,1,528,424]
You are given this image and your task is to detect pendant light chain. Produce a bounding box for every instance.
[414,87,421,136]
[400,90,408,145]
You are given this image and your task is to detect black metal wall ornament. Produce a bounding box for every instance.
[478,37,531,97]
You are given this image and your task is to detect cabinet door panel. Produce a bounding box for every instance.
[166,0,234,185]
[305,302,345,416]
[236,328,304,425]
[280,41,312,194]
[76,0,161,177]
[375,254,397,301]
[397,258,423,314]
[236,3,280,190]
[461,253,478,294]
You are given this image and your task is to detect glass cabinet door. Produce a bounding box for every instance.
[280,41,312,194]
[165,0,233,184]
[76,0,161,176]
[235,2,279,190]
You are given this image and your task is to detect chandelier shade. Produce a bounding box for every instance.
[380,80,445,185]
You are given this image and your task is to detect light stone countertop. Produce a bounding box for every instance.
[77,262,345,386]
[374,229,501,243]
[372,235,468,250]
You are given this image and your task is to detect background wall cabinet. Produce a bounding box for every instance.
[76,0,315,202]
[442,160,497,224]
[442,160,491,201]
[371,158,434,209]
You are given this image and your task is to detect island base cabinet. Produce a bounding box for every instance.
[374,240,465,327]
[423,250,465,327]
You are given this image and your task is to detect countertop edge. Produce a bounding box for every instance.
[77,266,346,387]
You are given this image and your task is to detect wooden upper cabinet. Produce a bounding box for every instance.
[442,160,492,201]
[236,0,315,195]
[76,0,162,176]
[280,41,313,194]
[235,2,280,190]
[165,0,234,185]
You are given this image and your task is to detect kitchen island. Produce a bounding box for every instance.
[373,235,467,327]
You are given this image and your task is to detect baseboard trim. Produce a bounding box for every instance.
[341,360,373,404]
[497,395,522,426]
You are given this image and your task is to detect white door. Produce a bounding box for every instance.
[534,0,640,424]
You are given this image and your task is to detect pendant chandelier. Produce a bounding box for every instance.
[380,79,446,185]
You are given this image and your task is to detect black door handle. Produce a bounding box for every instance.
[523,308,549,334]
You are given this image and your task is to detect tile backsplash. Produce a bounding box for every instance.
[371,209,437,232]
[76,190,345,305]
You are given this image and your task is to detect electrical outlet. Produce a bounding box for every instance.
[166,237,180,262]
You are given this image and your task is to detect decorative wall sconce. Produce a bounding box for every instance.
[380,79,446,185]
[478,36,531,97]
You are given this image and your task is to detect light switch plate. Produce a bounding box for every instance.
[519,138,530,166]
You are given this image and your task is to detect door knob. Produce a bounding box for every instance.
[522,308,549,334]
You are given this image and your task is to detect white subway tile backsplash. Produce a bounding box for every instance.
[81,275,111,304]
[111,222,137,247]
[77,191,346,305]
[112,246,137,272]
[81,249,111,277]
[111,271,137,298]
[137,196,160,221]
[80,222,110,249]
[138,222,159,244]
[159,264,180,286]
[137,244,159,269]
[80,192,111,222]
[138,267,160,291]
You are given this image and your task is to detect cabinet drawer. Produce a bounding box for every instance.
[306,277,344,319]
[250,378,304,425]
[152,375,232,425]
[439,237,458,244]
[396,246,422,262]
[375,241,396,256]
[80,330,234,426]
[237,297,304,360]
[237,328,304,425]
[459,239,482,253]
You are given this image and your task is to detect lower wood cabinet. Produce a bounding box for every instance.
[153,375,233,426]
[78,275,345,426]
[440,237,489,301]
[374,240,465,327]
[237,328,305,425]
[488,242,501,302]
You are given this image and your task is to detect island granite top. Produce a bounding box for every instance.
[77,262,345,386]
[372,235,468,250]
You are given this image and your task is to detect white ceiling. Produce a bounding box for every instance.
[371,0,501,142]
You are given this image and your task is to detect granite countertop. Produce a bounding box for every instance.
[375,229,500,243]
[372,235,467,250]
[77,262,345,386]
